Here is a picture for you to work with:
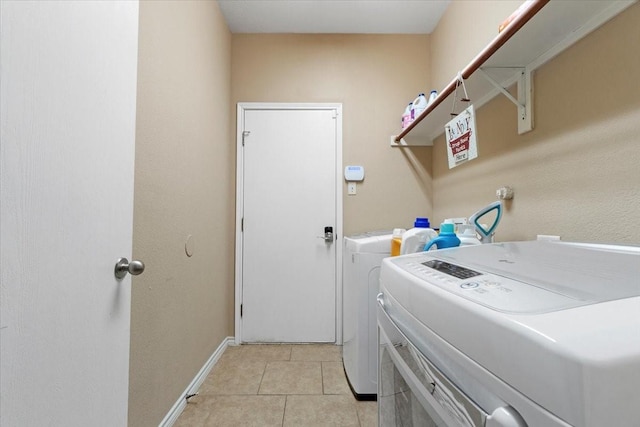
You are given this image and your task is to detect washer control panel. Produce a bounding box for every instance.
[393,255,583,314]
[421,260,482,280]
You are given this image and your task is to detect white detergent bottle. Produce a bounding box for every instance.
[410,93,428,120]
[400,217,438,255]
[401,102,413,129]
[427,90,438,105]
[458,224,481,246]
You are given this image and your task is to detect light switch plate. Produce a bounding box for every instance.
[348,182,357,195]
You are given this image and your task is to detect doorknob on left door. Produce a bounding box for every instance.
[114,257,145,280]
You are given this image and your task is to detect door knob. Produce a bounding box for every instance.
[323,226,334,242]
[316,226,334,243]
[114,257,145,280]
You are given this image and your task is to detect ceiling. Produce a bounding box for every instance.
[218,0,451,34]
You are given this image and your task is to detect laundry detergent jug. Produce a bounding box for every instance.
[401,103,413,129]
[424,223,461,251]
[400,218,437,255]
[410,93,428,120]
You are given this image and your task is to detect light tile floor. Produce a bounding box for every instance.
[175,344,378,427]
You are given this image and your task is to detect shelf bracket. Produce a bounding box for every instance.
[389,135,431,147]
[478,67,534,134]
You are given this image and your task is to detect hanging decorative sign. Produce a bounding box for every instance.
[445,73,478,169]
[445,105,478,168]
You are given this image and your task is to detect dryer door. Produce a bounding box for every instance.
[377,294,527,427]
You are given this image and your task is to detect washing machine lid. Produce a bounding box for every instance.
[386,241,640,314]
[434,241,640,307]
[344,231,392,253]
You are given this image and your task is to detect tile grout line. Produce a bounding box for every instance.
[354,395,363,427]
[174,345,356,426]
[256,360,268,395]
[281,395,288,427]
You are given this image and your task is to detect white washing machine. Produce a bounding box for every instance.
[343,231,392,400]
[378,241,640,426]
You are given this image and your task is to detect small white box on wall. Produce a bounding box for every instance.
[344,165,364,181]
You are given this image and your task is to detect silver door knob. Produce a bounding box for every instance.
[322,226,334,243]
[114,257,145,280]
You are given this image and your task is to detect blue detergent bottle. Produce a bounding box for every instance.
[424,223,461,251]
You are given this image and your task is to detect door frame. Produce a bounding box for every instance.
[234,103,343,345]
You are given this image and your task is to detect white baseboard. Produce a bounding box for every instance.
[159,336,235,427]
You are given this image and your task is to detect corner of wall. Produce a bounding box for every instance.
[130,1,234,425]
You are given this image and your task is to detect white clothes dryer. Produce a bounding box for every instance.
[343,231,392,400]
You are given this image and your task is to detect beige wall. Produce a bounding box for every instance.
[130,1,233,425]
[430,0,523,90]
[431,2,640,243]
[231,34,433,234]
[126,1,640,423]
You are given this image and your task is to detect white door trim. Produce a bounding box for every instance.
[235,103,343,345]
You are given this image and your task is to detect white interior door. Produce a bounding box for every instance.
[0,2,139,425]
[239,105,342,343]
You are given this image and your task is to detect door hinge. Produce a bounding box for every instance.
[241,217,244,232]
[242,130,250,146]
[240,304,243,317]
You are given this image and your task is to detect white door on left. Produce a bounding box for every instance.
[0,1,139,425]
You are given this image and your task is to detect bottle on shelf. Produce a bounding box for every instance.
[411,93,428,121]
[427,90,438,105]
[401,103,413,129]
